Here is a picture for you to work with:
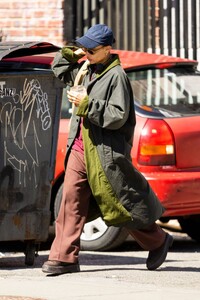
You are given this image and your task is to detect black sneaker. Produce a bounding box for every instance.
[146,233,173,270]
[42,260,80,275]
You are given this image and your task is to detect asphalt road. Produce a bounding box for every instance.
[0,227,200,300]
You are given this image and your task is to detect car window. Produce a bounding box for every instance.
[127,67,200,116]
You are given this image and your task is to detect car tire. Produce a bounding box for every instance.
[54,183,129,251]
[178,215,200,242]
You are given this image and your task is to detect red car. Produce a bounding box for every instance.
[52,49,200,251]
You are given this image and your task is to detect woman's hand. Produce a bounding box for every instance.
[74,48,86,56]
[67,87,87,107]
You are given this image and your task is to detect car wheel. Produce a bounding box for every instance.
[178,215,200,242]
[54,183,129,251]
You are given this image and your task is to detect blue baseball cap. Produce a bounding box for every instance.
[76,24,115,49]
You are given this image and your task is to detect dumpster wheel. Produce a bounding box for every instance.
[24,241,38,266]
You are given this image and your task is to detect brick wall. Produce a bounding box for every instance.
[0,0,64,46]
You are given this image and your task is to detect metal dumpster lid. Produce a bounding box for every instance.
[0,41,60,60]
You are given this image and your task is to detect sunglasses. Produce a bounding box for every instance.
[82,46,104,55]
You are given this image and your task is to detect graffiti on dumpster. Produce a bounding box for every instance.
[0,81,16,98]
[0,78,52,188]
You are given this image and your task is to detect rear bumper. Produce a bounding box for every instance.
[144,171,200,217]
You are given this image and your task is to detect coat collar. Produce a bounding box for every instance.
[87,54,121,79]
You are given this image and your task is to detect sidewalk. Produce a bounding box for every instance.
[1,274,200,300]
[0,239,200,300]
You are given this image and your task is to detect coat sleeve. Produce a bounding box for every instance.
[77,69,133,130]
[51,48,83,86]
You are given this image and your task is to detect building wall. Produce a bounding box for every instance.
[0,0,199,64]
[0,0,64,46]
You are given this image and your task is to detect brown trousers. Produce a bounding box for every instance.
[49,150,166,263]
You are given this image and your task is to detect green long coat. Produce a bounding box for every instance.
[52,48,165,229]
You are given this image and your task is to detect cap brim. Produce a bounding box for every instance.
[76,36,100,49]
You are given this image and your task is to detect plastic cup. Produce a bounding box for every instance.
[70,85,87,97]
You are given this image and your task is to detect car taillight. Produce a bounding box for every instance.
[137,119,175,166]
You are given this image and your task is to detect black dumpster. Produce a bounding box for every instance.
[0,42,62,265]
